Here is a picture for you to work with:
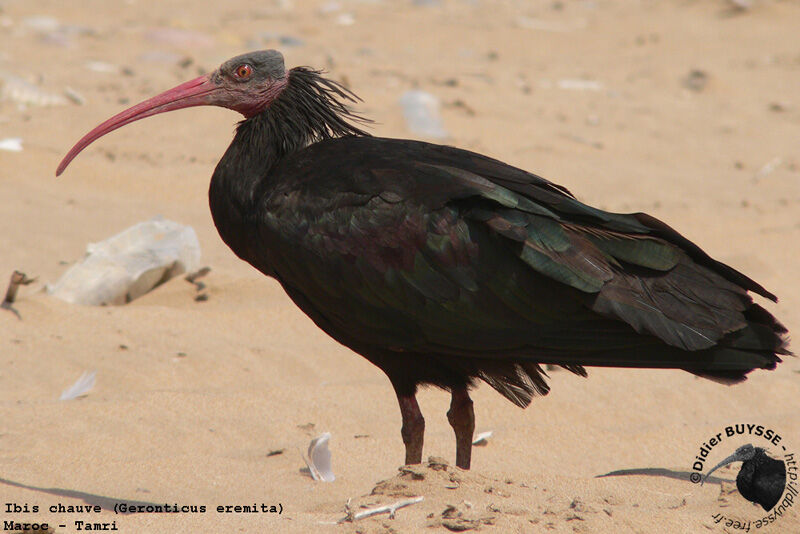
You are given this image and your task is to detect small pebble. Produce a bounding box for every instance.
[682,69,708,92]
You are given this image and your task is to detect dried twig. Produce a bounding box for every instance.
[3,270,35,305]
[2,270,36,318]
[341,496,424,522]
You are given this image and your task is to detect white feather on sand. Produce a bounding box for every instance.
[59,370,96,400]
[304,432,335,482]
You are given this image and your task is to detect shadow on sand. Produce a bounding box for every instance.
[0,476,165,513]
[596,467,731,485]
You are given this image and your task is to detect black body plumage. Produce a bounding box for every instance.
[208,65,789,411]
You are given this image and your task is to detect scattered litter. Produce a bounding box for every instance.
[267,449,285,457]
[0,72,68,107]
[557,79,604,91]
[400,90,448,139]
[682,69,709,92]
[754,157,782,182]
[342,496,424,522]
[472,431,493,446]
[303,432,335,482]
[0,137,23,152]
[48,217,202,306]
[60,370,96,400]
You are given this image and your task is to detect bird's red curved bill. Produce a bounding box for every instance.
[56,74,217,176]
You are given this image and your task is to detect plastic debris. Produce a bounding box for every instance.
[60,370,96,400]
[304,432,335,482]
[400,90,448,139]
[0,138,22,151]
[48,217,202,306]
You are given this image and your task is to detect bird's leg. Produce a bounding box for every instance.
[447,386,475,470]
[395,390,425,465]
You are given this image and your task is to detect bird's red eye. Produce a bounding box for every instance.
[234,64,252,79]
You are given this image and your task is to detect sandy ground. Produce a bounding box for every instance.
[2,0,799,532]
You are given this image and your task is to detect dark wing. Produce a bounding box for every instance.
[257,137,788,384]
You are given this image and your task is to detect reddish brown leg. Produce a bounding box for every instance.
[395,391,425,465]
[447,386,475,470]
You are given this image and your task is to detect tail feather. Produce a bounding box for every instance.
[477,362,550,408]
[487,301,789,394]
[682,302,790,384]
